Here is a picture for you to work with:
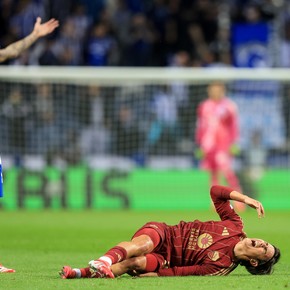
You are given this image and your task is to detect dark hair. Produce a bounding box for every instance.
[239,246,281,275]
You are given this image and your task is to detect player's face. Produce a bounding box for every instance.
[242,238,275,262]
[208,84,225,101]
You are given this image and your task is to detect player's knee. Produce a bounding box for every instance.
[138,239,153,254]
[118,239,150,257]
[131,235,154,255]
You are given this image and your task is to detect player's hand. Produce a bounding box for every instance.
[244,196,265,218]
[33,17,59,38]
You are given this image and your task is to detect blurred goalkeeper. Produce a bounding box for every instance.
[0,16,59,273]
[60,185,280,279]
[195,81,244,210]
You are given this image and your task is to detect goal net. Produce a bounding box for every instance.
[0,66,289,209]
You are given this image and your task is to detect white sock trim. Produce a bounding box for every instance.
[99,256,112,266]
[73,268,81,278]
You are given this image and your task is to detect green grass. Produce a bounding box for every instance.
[0,209,289,290]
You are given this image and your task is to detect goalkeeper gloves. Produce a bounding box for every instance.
[194,147,204,160]
[230,144,240,156]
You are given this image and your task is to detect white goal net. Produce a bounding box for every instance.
[0,66,289,209]
[0,67,289,170]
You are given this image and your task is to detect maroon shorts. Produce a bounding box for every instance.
[132,221,170,270]
[132,221,168,250]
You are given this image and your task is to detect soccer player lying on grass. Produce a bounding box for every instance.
[0,17,59,273]
[60,185,280,279]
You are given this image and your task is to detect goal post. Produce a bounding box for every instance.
[0,66,289,209]
[2,66,290,82]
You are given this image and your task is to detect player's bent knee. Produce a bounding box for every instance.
[131,235,154,255]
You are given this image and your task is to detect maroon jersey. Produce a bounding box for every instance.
[137,185,246,276]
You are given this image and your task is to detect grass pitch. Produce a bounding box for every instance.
[0,209,289,290]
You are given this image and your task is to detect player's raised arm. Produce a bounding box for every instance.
[210,185,265,218]
[0,17,59,63]
[229,190,265,218]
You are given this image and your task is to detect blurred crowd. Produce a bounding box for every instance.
[0,0,290,170]
[1,0,290,67]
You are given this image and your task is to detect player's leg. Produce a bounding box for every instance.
[203,151,219,186]
[210,168,219,186]
[89,228,160,277]
[206,153,219,209]
[60,226,162,279]
[60,253,163,279]
[215,150,240,190]
[111,256,147,276]
[60,235,153,279]
[60,266,95,279]
[111,253,165,277]
[222,165,243,201]
[217,151,245,211]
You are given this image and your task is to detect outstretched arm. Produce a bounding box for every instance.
[0,17,59,63]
